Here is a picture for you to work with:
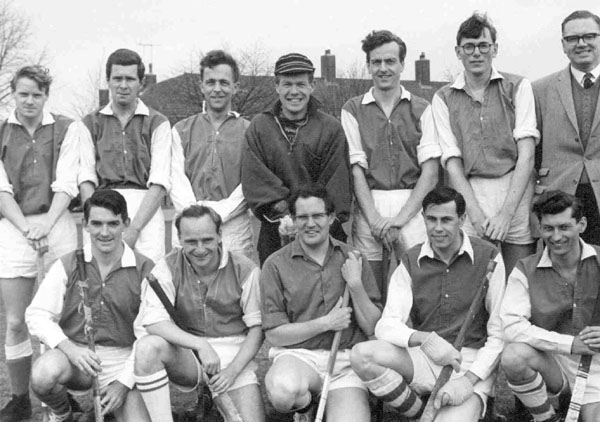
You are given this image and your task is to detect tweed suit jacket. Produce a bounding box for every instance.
[533,65,600,205]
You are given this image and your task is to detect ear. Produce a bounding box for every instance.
[458,213,466,227]
[578,216,588,234]
[455,45,462,59]
[123,217,131,228]
[492,43,499,58]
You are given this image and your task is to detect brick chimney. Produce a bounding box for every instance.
[321,49,336,82]
[415,52,430,85]
[144,63,157,88]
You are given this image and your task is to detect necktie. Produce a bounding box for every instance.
[583,73,594,89]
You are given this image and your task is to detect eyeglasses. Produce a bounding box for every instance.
[294,213,329,223]
[562,33,600,46]
[459,42,493,55]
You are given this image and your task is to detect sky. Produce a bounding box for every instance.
[12,0,600,118]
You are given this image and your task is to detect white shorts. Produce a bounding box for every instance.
[554,352,600,405]
[269,347,366,392]
[69,345,132,393]
[84,189,165,262]
[407,346,495,418]
[463,171,534,245]
[174,335,258,393]
[352,189,427,261]
[0,212,77,278]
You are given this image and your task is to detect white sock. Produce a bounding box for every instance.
[135,369,173,422]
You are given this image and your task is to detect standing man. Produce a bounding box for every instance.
[432,13,539,274]
[242,53,352,265]
[342,30,440,291]
[0,66,79,422]
[26,189,153,422]
[134,205,264,422]
[351,187,506,421]
[501,190,600,421]
[261,185,382,422]
[533,10,600,246]
[79,48,171,262]
[170,50,254,257]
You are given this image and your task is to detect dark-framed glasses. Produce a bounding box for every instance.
[294,213,329,223]
[562,33,600,46]
[459,42,493,55]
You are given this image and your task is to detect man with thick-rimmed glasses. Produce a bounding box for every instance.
[432,12,539,276]
[533,10,600,247]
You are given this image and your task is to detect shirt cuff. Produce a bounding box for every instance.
[349,152,368,169]
[513,128,541,144]
[50,180,78,198]
[417,143,442,165]
[242,311,262,328]
[441,147,463,168]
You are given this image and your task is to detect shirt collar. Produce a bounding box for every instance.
[361,86,412,105]
[201,110,240,121]
[100,99,149,116]
[83,241,138,268]
[537,239,597,268]
[417,230,475,266]
[217,245,230,269]
[570,63,600,86]
[451,67,503,90]
[8,110,55,126]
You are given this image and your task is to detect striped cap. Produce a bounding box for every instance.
[274,53,315,75]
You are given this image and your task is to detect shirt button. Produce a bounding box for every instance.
[100,301,104,306]
[33,159,37,163]
[32,140,36,143]
[124,150,128,154]
[446,269,450,273]
[573,303,577,308]
[445,294,449,298]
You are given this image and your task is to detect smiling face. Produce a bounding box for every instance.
[293,196,335,249]
[539,208,586,259]
[179,215,221,272]
[201,64,238,114]
[275,73,314,120]
[423,201,465,257]
[107,64,142,108]
[85,206,128,256]
[13,77,48,124]
[562,18,600,72]
[367,41,404,92]
[456,27,497,78]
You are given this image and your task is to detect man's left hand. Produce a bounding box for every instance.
[579,326,600,351]
[483,212,512,242]
[123,227,140,249]
[209,366,238,395]
[433,376,474,409]
[341,251,363,289]
[100,381,129,415]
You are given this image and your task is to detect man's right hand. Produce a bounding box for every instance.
[321,296,352,332]
[197,343,221,376]
[420,332,462,372]
[272,200,289,216]
[58,340,102,377]
[573,328,600,355]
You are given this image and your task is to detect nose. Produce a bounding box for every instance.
[100,224,110,236]
[119,79,128,89]
[289,84,299,94]
[577,36,588,46]
[551,228,562,241]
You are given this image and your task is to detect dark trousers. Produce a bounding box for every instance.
[258,219,347,266]
[576,183,600,246]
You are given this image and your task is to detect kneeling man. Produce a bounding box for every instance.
[26,189,153,422]
[134,204,264,422]
[501,190,600,422]
[351,186,505,421]
[261,185,382,422]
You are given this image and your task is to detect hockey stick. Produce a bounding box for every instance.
[314,285,351,422]
[419,259,497,422]
[75,223,103,422]
[36,249,50,422]
[565,281,600,422]
[146,274,243,422]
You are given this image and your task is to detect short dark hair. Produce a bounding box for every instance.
[561,10,600,33]
[422,187,466,217]
[106,49,145,81]
[83,189,129,222]
[361,30,407,63]
[175,205,222,236]
[200,50,240,82]
[289,184,335,216]
[10,66,53,95]
[456,12,497,45]
[532,190,583,222]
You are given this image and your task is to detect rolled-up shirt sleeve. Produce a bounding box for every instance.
[169,127,197,211]
[240,267,262,328]
[341,108,368,169]
[51,121,80,197]
[260,260,291,330]
[25,260,70,348]
[374,262,416,347]
[501,266,574,355]
[147,120,172,190]
[431,93,462,168]
[77,122,99,187]
[514,78,541,143]
[137,259,175,329]
[416,105,442,164]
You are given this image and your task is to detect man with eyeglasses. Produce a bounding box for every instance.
[260,184,381,422]
[533,10,600,246]
[432,12,539,276]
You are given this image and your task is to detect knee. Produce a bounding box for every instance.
[350,341,380,379]
[5,313,27,334]
[501,342,537,376]
[265,368,304,412]
[134,335,169,374]
[31,352,64,394]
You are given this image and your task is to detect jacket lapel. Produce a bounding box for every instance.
[556,66,579,137]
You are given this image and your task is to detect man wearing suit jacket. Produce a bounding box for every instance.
[534,10,600,245]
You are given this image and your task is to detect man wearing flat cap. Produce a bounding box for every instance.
[242,53,352,265]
